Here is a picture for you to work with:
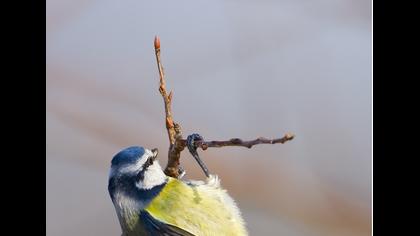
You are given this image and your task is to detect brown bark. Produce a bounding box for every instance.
[153,36,294,178]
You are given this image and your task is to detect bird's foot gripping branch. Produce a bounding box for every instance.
[153,36,294,179]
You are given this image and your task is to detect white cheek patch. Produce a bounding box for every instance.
[135,161,166,190]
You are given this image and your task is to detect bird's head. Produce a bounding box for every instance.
[108,146,167,196]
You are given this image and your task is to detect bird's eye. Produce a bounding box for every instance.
[142,156,154,169]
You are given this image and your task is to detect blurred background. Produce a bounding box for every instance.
[46,0,371,235]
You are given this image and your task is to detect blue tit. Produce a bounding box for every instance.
[108,146,248,236]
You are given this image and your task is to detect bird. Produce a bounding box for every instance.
[108,145,248,236]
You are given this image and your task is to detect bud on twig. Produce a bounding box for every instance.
[154,36,161,49]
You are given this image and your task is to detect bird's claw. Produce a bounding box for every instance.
[186,133,211,178]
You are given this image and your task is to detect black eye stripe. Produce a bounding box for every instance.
[141,156,154,169]
[137,155,154,181]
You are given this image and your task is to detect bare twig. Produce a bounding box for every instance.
[154,36,185,178]
[178,133,295,150]
[153,36,294,178]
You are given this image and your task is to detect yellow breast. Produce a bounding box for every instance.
[145,177,248,236]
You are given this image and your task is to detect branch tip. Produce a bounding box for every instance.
[154,36,160,49]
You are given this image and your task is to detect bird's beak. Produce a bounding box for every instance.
[151,148,158,161]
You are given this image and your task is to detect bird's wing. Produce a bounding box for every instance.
[139,210,195,236]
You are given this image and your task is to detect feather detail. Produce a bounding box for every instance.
[144,177,248,236]
[205,174,220,188]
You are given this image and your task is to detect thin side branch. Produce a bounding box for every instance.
[154,36,184,178]
[178,133,295,150]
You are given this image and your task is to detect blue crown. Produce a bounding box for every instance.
[111,146,145,166]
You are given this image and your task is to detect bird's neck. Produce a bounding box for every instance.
[113,194,142,233]
[112,182,167,232]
